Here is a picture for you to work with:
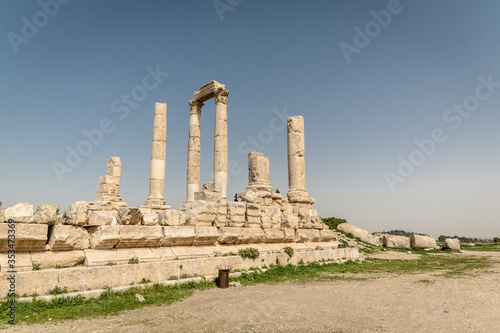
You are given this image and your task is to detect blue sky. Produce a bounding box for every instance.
[1,0,499,238]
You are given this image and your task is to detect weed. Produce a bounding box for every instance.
[284,246,294,258]
[105,262,117,266]
[239,247,260,259]
[139,278,151,284]
[48,286,68,296]
[128,257,139,265]
[32,263,41,271]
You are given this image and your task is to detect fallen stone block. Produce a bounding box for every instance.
[337,223,380,246]
[30,250,85,269]
[217,227,243,244]
[162,226,196,246]
[158,210,184,226]
[410,234,437,249]
[4,203,34,223]
[48,225,90,251]
[383,235,411,249]
[115,226,163,248]
[87,226,120,249]
[443,238,460,251]
[193,227,219,246]
[87,211,116,226]
[0,223,48,252]
[61,201,89,226]
[33,204,59,225]
[116,207,143,225]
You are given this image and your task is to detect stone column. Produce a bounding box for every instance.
[186,100,204,202]
[246,152,272,192]
[95,156,123,203]
[144,103,167,207]
[287,116,310,201]
[213,87,229,199]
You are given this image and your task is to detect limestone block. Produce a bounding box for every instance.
[87,211,117,226]
[4,203,34,223]
[158,210,185,226]
[214,201,228,227]
[337,223,380,246]
[142,213,159,226]
[169,246,215,259]
[185,201,217,226]
[281,214,298,229]
[30,250,85,269]
[116,207,143,225]
[244,203,262,228]
[84,248,136,266]
[132,248,159,263]
[281,228,296,242]
[150,247,176,260]
[0,253,32,272]
[162,226,196,246]
[263,229,286,243]
[239,228,265,244]
[383,235,410,249]
[116,226,163,248]
[295,229,321,243]
[319,229,336,242]
[261,207,281,229]
[410,234,437,249]
[217,227,243,244]
[61,201,89,226]
[443,238,460,251]
[48,225,90,251]
[193,227,219,246]
[87,226,120,249]
[0,223,48,252]
[33,204,59,225]
[227,202,246,227]
[0,207,5,222]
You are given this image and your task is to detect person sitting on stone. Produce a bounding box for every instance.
[275,189,280,194]
[234,193,239,202]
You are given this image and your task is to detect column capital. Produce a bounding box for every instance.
[189,99,204,113]
[214,87,230,105]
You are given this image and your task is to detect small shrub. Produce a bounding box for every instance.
[239,247,260,259]
[346,232,355,239]
[179,264,183,270]
[105,262,117,266]
[128,257,139,265]
[284,246,294,258]
[32,263,41,271]
[48,286,68,295]
[494,237,500,243]
[139,278,151,284]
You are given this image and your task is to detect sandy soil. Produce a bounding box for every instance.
[3,251,499,333]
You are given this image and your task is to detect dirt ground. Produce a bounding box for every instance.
[3,251,500,333]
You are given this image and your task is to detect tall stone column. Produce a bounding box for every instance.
[213,87,229,199]
[287,116,311,202]
[144,103,167,208]
[186,100,204,202]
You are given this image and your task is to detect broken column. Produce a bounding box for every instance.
[94,157,126,210]
[246,152,272,192]
[143,103,170,212]
[286,116,313,203]
[213,86,229,199]
[186,100,203,202]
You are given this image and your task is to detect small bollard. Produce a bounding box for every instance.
[216,265,232,288]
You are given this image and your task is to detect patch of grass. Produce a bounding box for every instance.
[105,262,117,266]
[48,286,68,296]
[167,276,178,281]
[55,265,63,269]
[461,243,500,252]
[128,257,139,265]
[139,278,151,284]
[238,247,260,259]
[32,263,41,271]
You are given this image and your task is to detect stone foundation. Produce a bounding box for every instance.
[0,243,359,298]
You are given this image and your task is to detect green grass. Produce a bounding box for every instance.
[461,243,500,252]
[0,252,495,326]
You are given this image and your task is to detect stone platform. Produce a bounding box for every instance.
[0,243,359,298]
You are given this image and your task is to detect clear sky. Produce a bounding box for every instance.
[1,0,499,238]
